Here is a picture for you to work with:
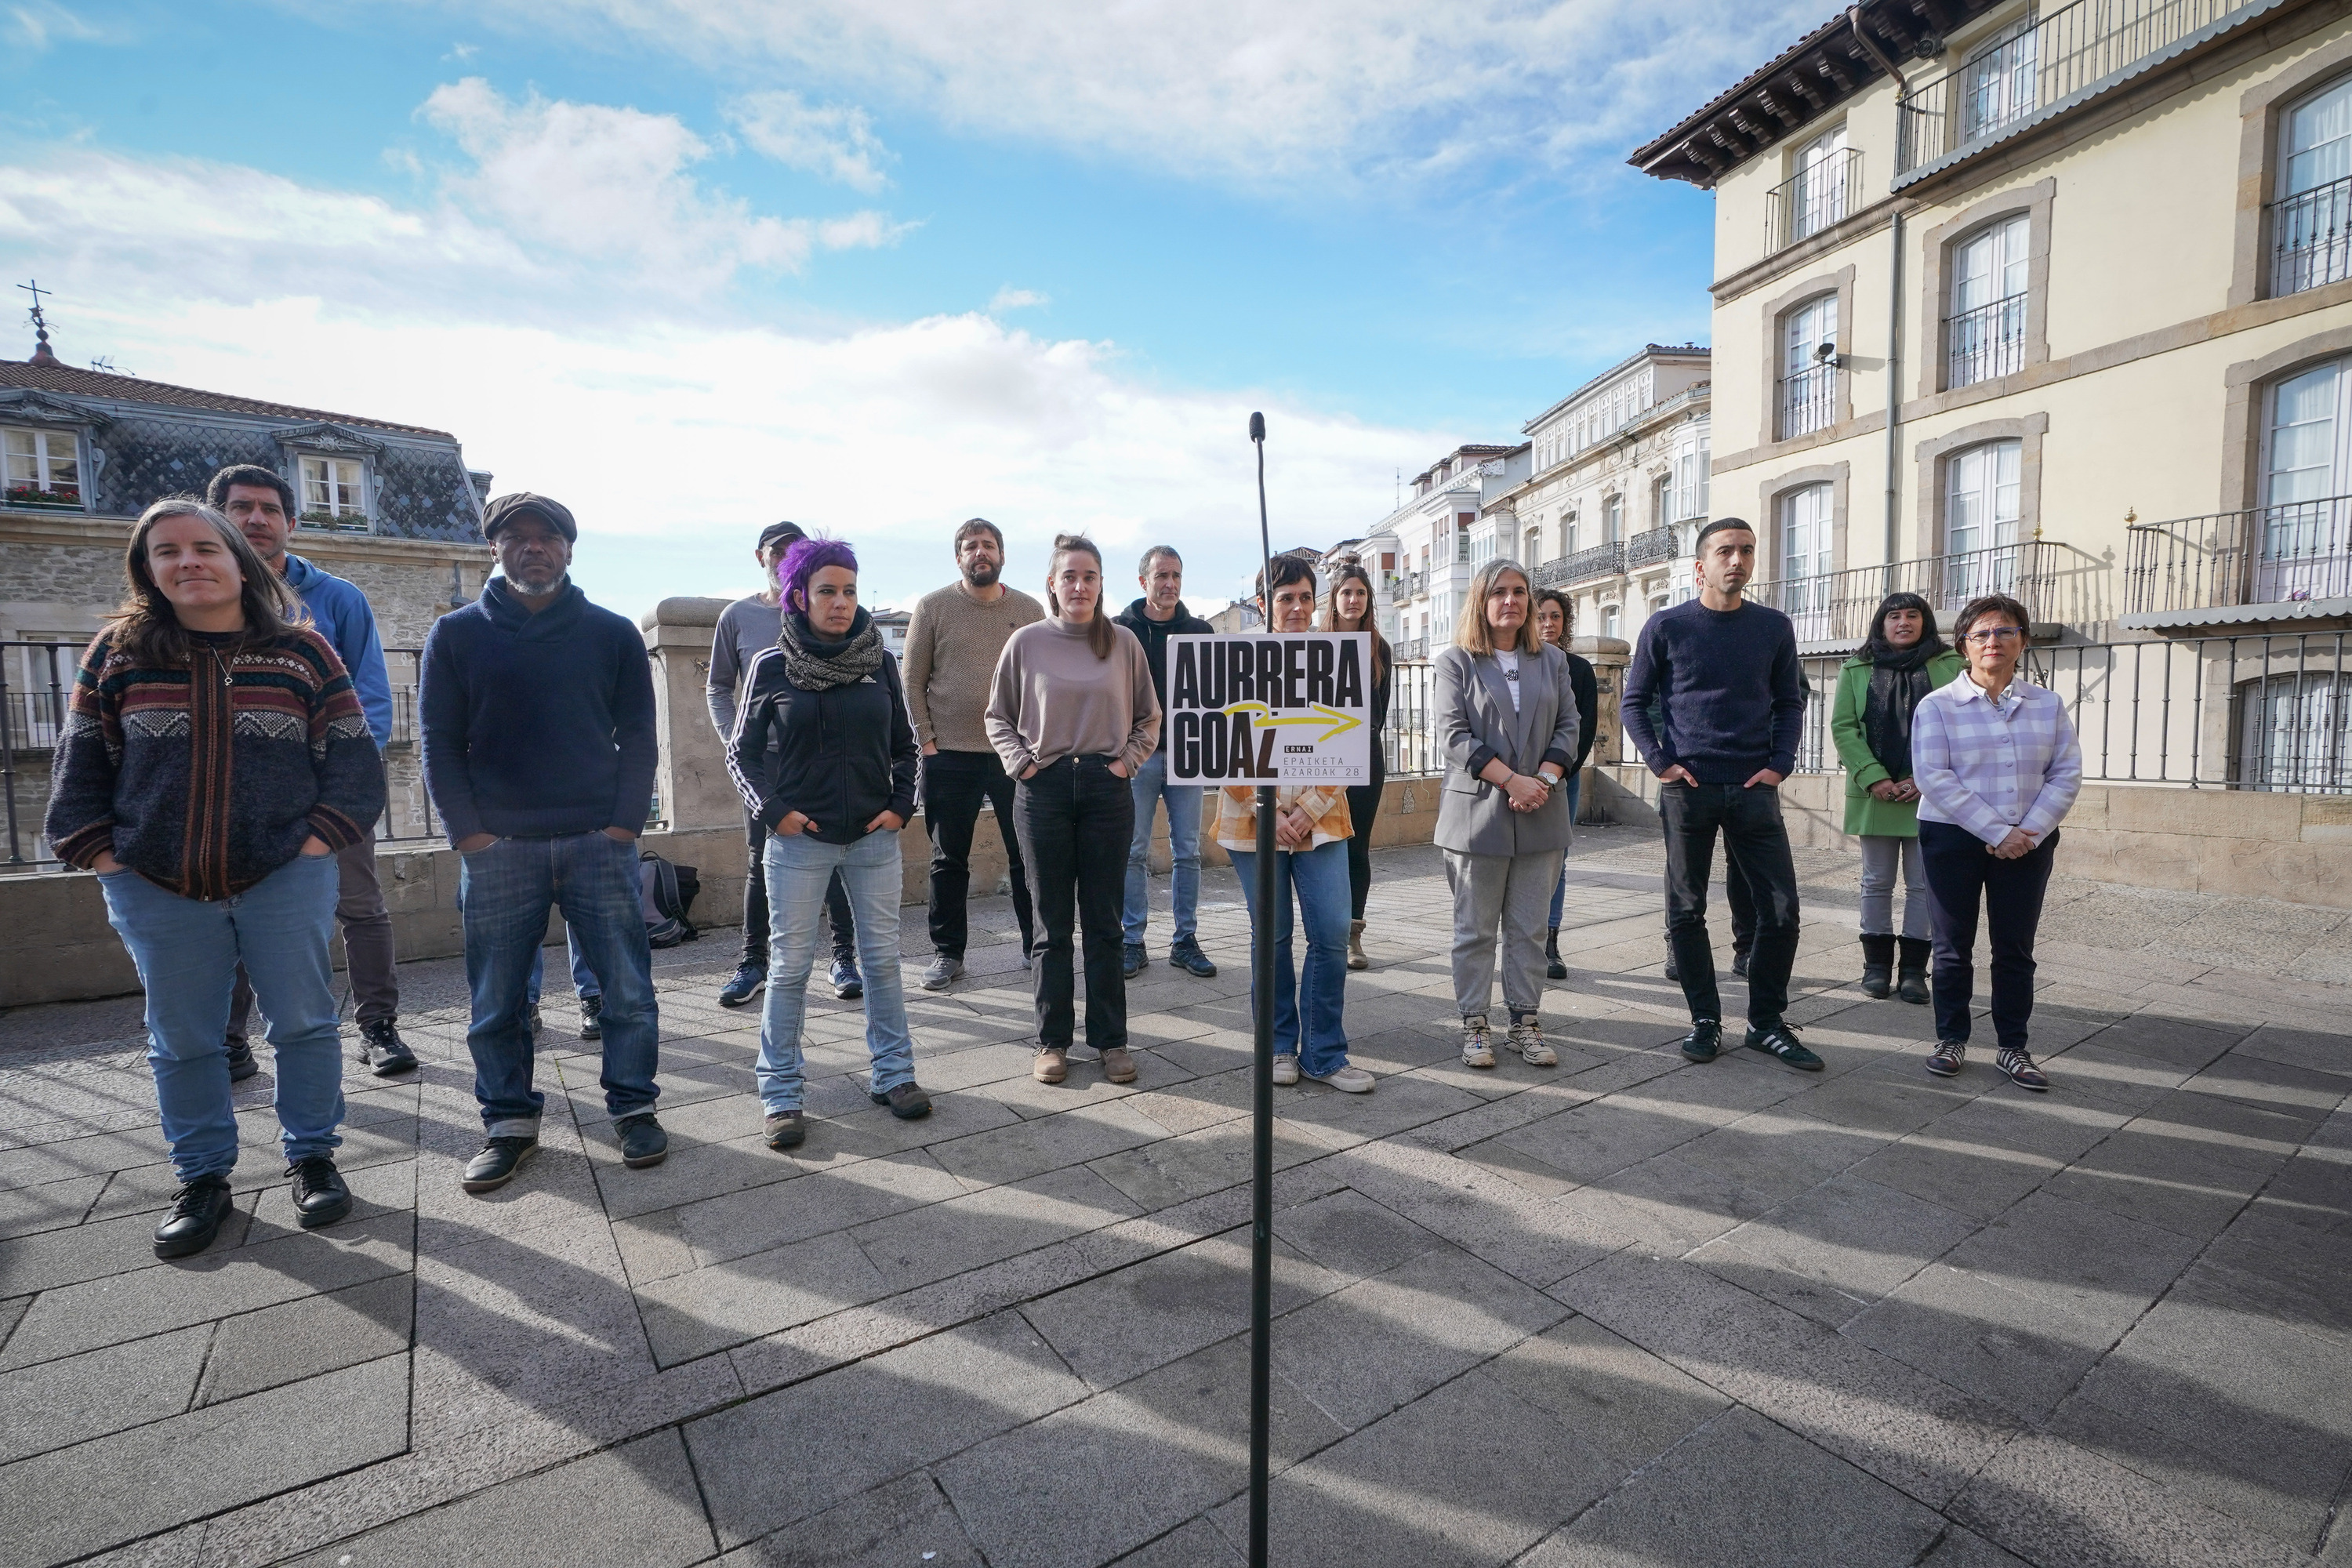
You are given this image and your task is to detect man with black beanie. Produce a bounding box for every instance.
[1622,517,1818,1073]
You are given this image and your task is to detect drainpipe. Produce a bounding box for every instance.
[1850,5,1909,576]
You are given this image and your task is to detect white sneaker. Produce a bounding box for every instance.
[1460,1014,1496,1069]
[1271,1054,1300,1085]
[1307,1065,1375,1094]
[1508,1013,1557,1067]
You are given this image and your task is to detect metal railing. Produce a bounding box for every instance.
[2125,495,2352,616]
[1390,571,1424,605]
[1748,539,2082,646]
[1896,0,2263,177]
[2271,173,2352,298]
[1624,526,1680,569]
[2,641,78,866]
[1946,293,2028,388]
[1534,541,1625,588]
[1765,147,1863,252]
[1778,363,1838,439]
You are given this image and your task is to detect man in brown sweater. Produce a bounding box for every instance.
[902,517,1046,989]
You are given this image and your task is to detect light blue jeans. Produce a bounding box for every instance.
[1123,751,1202,946]
[1228,838,1352,1078]
[760,829,916,1113]
[100,853,346,1184]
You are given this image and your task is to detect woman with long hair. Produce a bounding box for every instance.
[728,535,928,1152]
[1530,586,1599,981]
[1319,554,1391,971]
[986,534,1160,1087]
[45,497,383,1258]
[1432,558,1579,1069]
[1829,591,1964,1003]
[1214,556,1373,1092]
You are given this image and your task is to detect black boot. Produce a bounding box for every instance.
[1896,938,1933,1005]
[1544,926,1566,981]
[1860,934,1896,1000]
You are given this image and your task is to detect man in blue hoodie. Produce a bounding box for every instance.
[421,492,666,1192]
[209,464,417,1079]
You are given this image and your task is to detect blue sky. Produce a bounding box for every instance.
[0,0,1828,617]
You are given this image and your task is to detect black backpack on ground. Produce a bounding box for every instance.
[639,851,701,948]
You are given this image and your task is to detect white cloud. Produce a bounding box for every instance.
[727,90,895,192]
[4,2,105,51]
[989,286,1048,312]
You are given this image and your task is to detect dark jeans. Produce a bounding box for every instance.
[1669,848,1756,957]
[1660,782,1802,1028]
[1013,754,1134,1051]
[741,807,852,966]
[924,748,1036,960]
[1344,750,1387,921]
[1919,821,2060,1052]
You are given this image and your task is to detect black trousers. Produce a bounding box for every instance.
[1669,848,1756,957]
[1013,754,1133,1051]
[923,749,1036,960]
[742,807,853,966]
[1660,782,1802,1028]
[1919,820,2059,1052]
[1344,750,1387,921]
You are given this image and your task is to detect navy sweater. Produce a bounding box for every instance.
[1621,597,1806,783]
[419,579,658,842]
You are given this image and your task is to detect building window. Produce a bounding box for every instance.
[1523,525,1541,564]
[299,455,367,523]
[1563,512,1579,557]
[1777,482,1836,641]
[1601,604,1621,640]
[1780,293,1839,437]
[2238,672,2350,792]
[1960,17,2038,145]
[1649,474,1672,531]
[2259,359,2352,603]
[2274,76,2352,297]
[1790,125,1851,241]
[2,427,81,506]
[1455,512,1474,564]
[1602,494,1623,543]
[1944,439,2023,601]
[1947,215,2031,388]
[1672,437,1710,523]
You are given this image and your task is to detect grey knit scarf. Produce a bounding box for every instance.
[777,612,883,691]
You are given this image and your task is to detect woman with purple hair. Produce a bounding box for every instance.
[728,535,929,1151]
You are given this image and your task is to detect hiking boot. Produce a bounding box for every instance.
[1679,1019,1722,1063]
[1997,1046,2049,1091]
[1896,938,1933,1005]
[1346,920,1368,971]
[1732,949,1751,980]
[615,1112,668,1168]
[1099,1047,1139,1084]
[1122,942,1148,978]
[1860,934,1896,1000]
[1169,938,1217,978]
[288,1155,352,1229]
[224,1037,260,1083]
[578,994,604,1040]
[1460,1014,1496,1069]
[829,954,864,1000]
[920,954,963,991]
[1745,1021,1824,1072]
[462,1134,539,1193]
[718,961,765,1007]
[358,1016,418,1076]
[1662,953,1680,984]
[1926,1040,1966,1078]
[871,1082,933,1120]
[764,1110,806,1150]
[1544,926,1566,982]
[152,1174,234,1258]
[1508,1011,1557,1067]
[1271,1053,1300,1086]
[1033,1045,1068,1084]
[1307,1065,1376,1094]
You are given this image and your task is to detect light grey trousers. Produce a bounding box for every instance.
[1443,847,1566,1020]
[1858,834,1930,939]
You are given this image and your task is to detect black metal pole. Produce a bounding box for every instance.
[1247,412,1276,1568]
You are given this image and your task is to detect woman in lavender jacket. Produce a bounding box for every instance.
[1909,592,2082,1091]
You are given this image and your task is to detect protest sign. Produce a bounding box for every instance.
[1163,633,1370,786]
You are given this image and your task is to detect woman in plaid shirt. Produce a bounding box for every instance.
[1909,592,2082,1090]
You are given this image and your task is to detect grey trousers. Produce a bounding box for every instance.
[1857,834,1930,940]
[1443,847,1566,1020]
[228,825,398,1037]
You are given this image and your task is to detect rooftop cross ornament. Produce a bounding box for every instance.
[17,279,58,365]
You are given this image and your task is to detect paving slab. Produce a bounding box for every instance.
[1690,1173,1978,1327]
[711,1472,985,1566]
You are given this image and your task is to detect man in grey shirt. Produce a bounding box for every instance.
[708,521,861,1007]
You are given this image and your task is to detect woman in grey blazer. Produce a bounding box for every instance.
[1434,558,1579,1069]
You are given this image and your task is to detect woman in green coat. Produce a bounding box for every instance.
[1831,593,1965,1002]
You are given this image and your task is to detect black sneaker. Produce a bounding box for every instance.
[1122,942,1148,978]
[615,1112,669,1167]
[1745,1022,1824,1072]
[870,1082,933,1120]
[1168,938,1217,978]
[1926,1040,1966,1078]
[462,1134,539,1193]
[718,962,766,1007]
[224,1038,260,1083]
[152,1174,234,1258]
[578,995,603,1040]
[1732,949,1751,980]
[288,1155,353,1229]
[358,1017,418,1076]
[830,955,864,1000]
[1679,1020,1722,1063]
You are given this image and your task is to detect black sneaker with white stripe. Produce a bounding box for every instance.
[1744,1021,1824,1072]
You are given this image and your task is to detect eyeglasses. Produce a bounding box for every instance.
[1962,626,2024,645]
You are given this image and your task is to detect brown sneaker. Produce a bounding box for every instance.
[1099,1047,1138,1084]
[1033,1046,1068,1084]
[763,1110,805,1150]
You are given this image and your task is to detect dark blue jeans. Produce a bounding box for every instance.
[1660,782,1801,1028]
[459,832,659,1134]
[1919,821,2060,1052]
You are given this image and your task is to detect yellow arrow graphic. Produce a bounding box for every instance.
[1219,702,1363,743]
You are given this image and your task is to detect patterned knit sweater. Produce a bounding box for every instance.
[45,626,385,899]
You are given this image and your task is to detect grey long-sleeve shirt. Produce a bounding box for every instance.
[706,594,783,739]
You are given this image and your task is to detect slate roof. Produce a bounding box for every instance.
[0,361,452,439]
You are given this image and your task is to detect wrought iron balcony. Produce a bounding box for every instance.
[1624,526,1680,568]
[1946,294,2027,389]
[1748,540,2071,645]
[2271,174,2352,299]
[1777,363,1838,439]
[1397,637,1428,662]
[1764,147,1861,254]
[1534,541,1624,588]
[1390,571,1425,604]
[2125,495,2352,619]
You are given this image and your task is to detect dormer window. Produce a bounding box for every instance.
[3,427,82,508]
[299,454,367,524]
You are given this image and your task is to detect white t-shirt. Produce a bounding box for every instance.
[1495,649,1522,711]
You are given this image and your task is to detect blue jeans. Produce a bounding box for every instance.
[1123,752,1202,945]
[1546,775,1584,928]
[100,853,346,1183]
[1228,839,1352,1077]
[525,931,600,1004]
[758,829,916,1113]
[459,833,659,1135]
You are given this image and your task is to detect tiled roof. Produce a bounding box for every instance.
[0,361,453,439]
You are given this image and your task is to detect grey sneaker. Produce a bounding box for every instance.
[1461,1014,1496,1069]
[763,1110,806,1150]
[870,1082,933,1119]
[1508,1012,1557,1067]
[1271,1053,1300,1085]
[1305,1065,1376,1094]
[920,955,963,991]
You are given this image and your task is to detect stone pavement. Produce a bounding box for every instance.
[2,825,2349,1568]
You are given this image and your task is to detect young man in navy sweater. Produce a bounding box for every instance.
[1622,517,1819,1071]
[420,493,667,1192]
